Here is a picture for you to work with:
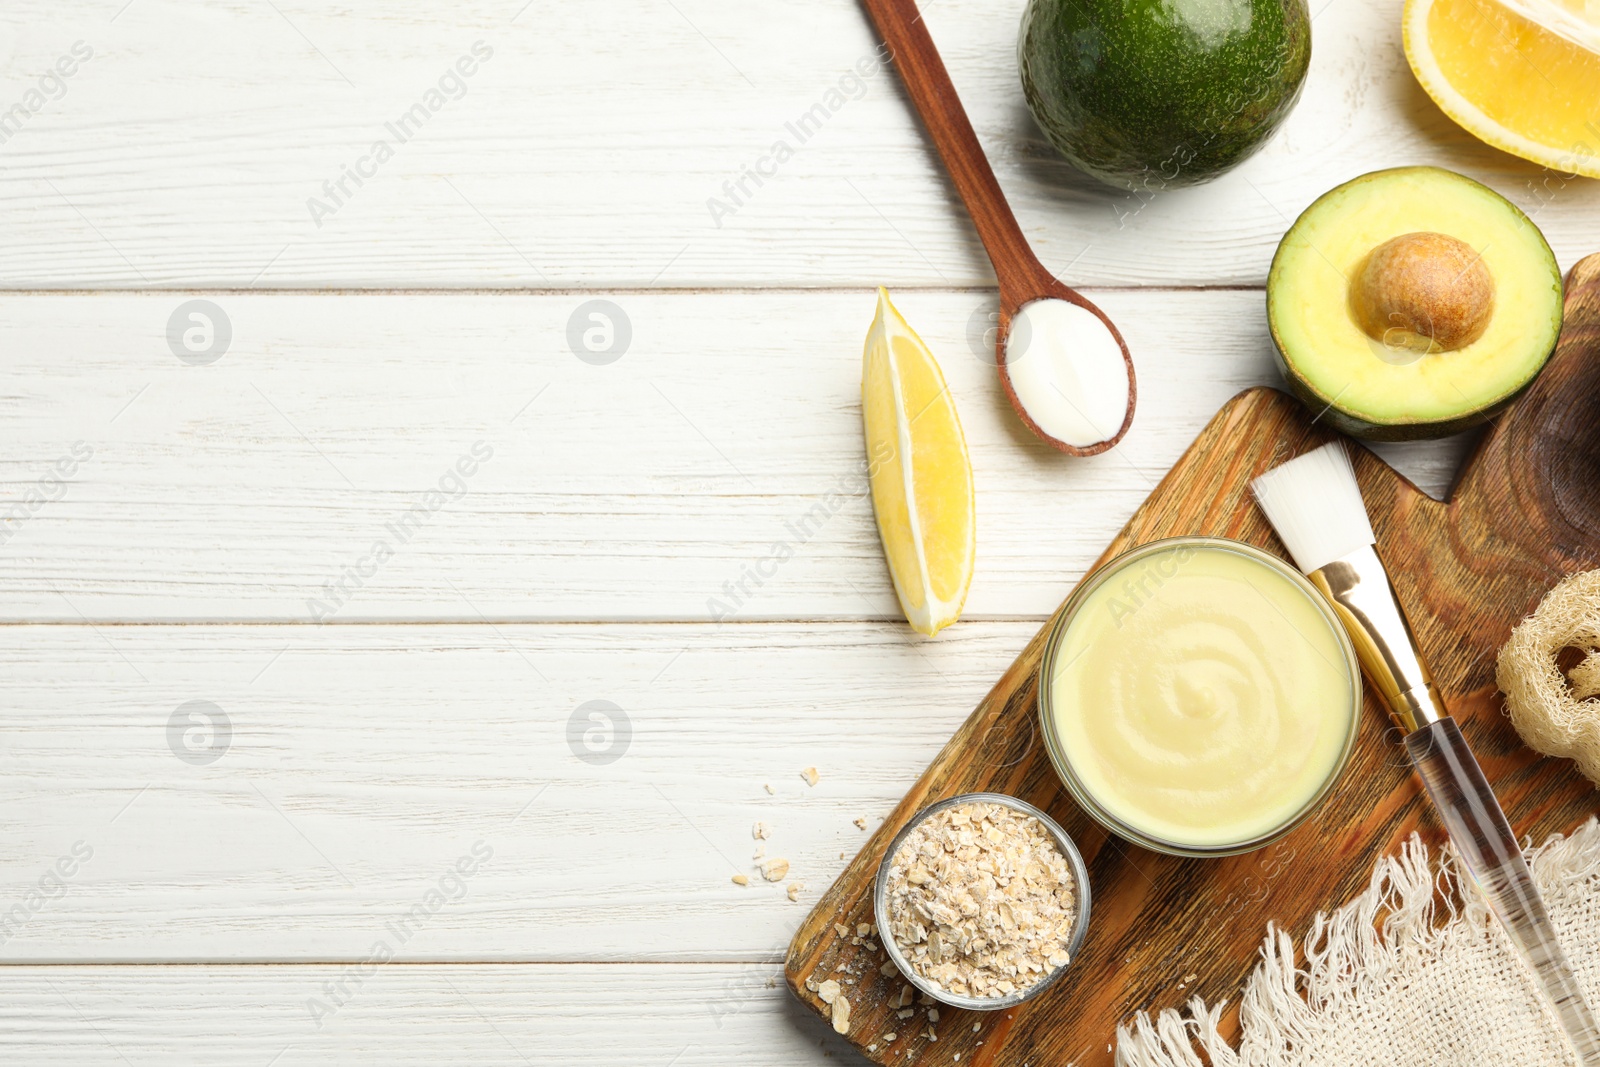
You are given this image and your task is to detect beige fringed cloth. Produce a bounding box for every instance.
[1116,819,1600,1067]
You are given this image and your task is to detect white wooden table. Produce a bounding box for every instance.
[1,1,1595,1062]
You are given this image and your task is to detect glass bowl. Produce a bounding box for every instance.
[1037,536,1362,858]
[872,792,1091,1011]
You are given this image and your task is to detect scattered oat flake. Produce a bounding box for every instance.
[973,1022,981,1032]
[831,994,851,1034]
[787,882,803,902]
[753,821,771,840]
[857,923,871,937]
[880,960,898,977]
[818,980,841,1005]
[760,858,790,882]
[854,817,868,830]
[764,782,776,794]
[884,1033,897,1042]
[801,767,819,786]
[731,874,749,886]
[928,1008,939,1023]
[834,923,850,938]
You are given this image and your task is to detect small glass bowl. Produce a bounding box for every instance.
[873,792,1091,1011]
[1037,536,1362,858]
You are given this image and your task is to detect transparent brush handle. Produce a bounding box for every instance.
[1406,718,1600,1065]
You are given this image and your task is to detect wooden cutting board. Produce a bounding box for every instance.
[786,253,1600,1067]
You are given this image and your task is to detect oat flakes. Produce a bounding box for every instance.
[884,801,1077,1000]
[831,995,851,1034]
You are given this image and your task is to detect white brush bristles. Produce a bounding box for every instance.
[1250,441,1376,574]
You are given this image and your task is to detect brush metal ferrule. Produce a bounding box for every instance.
[1307,544,1447,733]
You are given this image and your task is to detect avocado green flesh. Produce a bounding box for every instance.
[1272,351,1519,442]
[1267,167,1563,440]
[1019,0,1311,190]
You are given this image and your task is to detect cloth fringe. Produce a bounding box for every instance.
[1112,818,1600,1067]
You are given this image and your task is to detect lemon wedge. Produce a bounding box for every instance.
[1404,0,1600,177]
[861,288,975,637]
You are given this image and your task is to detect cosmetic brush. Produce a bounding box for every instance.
[1252,441,1600,1065]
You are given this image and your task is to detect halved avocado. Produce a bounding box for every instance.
[1267,167,1563,440]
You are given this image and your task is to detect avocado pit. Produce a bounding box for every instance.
[1350,231,1495,354]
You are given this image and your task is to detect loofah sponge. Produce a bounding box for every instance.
[1497,568,1600,787]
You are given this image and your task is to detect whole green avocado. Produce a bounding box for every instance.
[1018,0,1311,190]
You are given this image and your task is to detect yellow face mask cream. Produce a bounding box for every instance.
[1038,537,1360,856]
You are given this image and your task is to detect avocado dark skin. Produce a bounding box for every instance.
[1019,0,1312,191]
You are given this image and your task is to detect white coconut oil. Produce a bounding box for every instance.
[1004,299,1130,448]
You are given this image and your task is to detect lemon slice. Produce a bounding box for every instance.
[861,288,975,637]
[1404,0,1600,177]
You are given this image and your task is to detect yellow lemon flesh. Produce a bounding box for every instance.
[861,289,975,637]
[1405,0,1600,177]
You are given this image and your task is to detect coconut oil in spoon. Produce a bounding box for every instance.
[1004,299,1131,449]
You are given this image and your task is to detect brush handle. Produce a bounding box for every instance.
[1405,718,1600,1064]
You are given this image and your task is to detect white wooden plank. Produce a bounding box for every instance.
[0,288,1469,622]
[0,0,1593,288]
[0,963,868,1065]
[0,620,1032,961]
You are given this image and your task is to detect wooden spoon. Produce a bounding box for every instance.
[858,0,1136,455]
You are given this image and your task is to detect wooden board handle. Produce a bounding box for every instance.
[1452,252,1600,581]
